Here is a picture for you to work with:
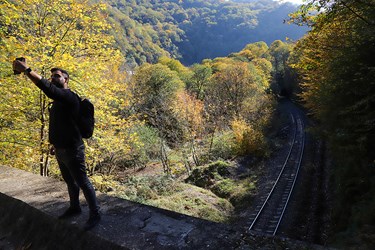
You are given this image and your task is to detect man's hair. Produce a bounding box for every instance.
[51,67,69,80]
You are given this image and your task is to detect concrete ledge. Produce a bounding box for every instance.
[0,166,243,249]
[0,193,123,250]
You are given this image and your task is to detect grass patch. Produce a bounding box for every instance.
[212,178,256,206]
[150,186,234,223]
[91,173,234,222]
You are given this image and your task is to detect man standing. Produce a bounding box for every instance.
[13,59,100,230]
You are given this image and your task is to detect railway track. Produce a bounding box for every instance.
[248,112,306,236]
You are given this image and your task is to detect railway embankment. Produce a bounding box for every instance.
[0,165,326,249]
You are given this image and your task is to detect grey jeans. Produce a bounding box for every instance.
[55,144,99,216]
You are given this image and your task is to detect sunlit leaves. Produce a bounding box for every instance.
[173,91,204,138]
[0,0,133,174]
[231,116,266,156]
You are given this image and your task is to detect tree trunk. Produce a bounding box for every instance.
[39,92,49,176]
[160,140,171,175]
[191,138,199,166]
[208,126,216,159]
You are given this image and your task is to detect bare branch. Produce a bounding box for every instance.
[340,0,372,25]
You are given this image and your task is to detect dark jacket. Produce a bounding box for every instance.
[36,78,83,148]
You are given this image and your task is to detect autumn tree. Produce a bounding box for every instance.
[207,59,272,127]
[291,0,375,245]
[202,54,274,157]
[291,0,375,146]
[186,64,212,100]
[209,62,256,120]
[129,63,185,146]
[0,0,138,176]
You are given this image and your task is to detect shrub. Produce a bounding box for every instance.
[208,160,231,177]
[186,161,257,207]
[133,125,161,160]
[186,161,232,189]
[113,125,161,170]
[111,175,234,222]
[209,131,236,159]
[186,167,216,188]
[90,174,118,192]
[231,117,267,156]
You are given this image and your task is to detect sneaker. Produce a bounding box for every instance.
[83,213,101,231]
[58,206,82,219]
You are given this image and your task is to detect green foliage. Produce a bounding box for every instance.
[151,187,233,223]
[120,175,179,201]
[186,161,231,189]
[210,161,232,177]
[94,124,161,173]
[130,63,186,145]
[186,64,212,100]
[212,179,236,199]
[268,40,295,95]
[200,49,275,160]
[186,160,256,207]
[209,131,237,160]
[132,124,161,161]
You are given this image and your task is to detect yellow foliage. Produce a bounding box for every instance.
[0,0,142,175]
[251,58,272,90]
[173,91,204,138]
[231,117,266,155]
[90,174,119,192]
[237,49,255,60]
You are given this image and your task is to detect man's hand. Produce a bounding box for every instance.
[12,58,42,83]
[12,58,28,73]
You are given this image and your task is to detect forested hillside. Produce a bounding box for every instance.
[104,0,307,66]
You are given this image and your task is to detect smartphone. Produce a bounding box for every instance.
[14,57,25,75]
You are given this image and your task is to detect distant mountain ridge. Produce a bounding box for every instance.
[104,0,308,66]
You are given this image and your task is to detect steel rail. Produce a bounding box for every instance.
[272,117,305,235]
[248,113,297,232]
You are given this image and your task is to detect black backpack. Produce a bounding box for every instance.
[75,94,95,139]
